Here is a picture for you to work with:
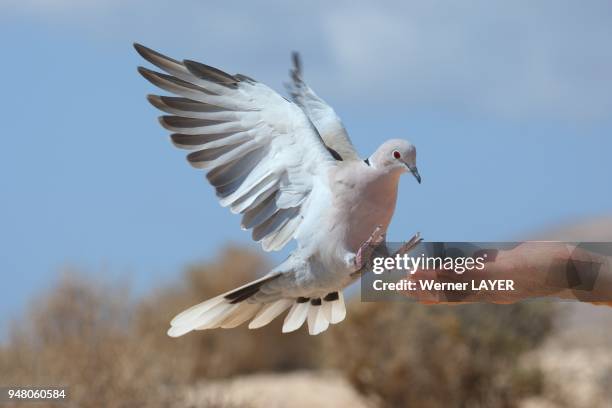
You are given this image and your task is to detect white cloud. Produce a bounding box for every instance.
[320,1,612,120]
[4,0,611,121]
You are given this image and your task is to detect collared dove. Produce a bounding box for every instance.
[134,44,422,336]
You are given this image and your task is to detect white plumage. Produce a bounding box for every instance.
[135,44,421,336]
[282,302,310,333]
[248,299,293,329]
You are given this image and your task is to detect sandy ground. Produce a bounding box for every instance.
[176,371,374,408]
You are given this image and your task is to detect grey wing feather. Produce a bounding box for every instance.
[136,43,337,252]
[286,52,361,161]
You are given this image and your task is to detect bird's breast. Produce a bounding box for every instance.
[329,166,400,252]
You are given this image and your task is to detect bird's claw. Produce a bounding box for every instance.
[353,225,385,271]
[393,232,423,257]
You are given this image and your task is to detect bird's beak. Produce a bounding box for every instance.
[408,165,421,184]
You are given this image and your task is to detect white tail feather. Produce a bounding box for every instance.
[220,303,261,328]
[282,302,309,333]
[249,299,293,329]
[168,279,347,336]
[307,304,330,335]
[322,301,333,322]
[169,295,225,328]
[329,292,346,324]
[167,323,195,338]
[168,274,278,336]
[195,303,238,330]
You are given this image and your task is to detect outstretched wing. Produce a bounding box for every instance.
[286,52,360,161]
[135,44,337,252]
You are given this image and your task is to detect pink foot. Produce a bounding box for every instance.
[354,225,385,270]
[393,232,423,257]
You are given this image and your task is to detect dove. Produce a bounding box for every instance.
[134,44,422,336]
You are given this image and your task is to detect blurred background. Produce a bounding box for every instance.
[1,1,611,407]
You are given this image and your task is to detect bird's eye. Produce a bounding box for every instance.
[393,150,401,159]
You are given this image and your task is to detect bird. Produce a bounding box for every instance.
[134,44,422,336]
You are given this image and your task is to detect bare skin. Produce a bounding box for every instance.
[390,241,612,306]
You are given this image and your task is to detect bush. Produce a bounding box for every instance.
[319,300,555,408]
[0,247,556,407]
[0,247,319,408]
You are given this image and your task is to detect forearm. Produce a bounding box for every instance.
[403,242,612,305]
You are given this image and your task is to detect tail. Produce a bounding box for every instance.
[167,274,346,337]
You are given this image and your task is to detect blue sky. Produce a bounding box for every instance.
[1,1,611,331]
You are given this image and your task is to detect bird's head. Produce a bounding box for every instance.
[369,139,421,183]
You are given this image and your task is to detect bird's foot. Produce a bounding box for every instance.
[393,232,423,257]
[352,225,385,271]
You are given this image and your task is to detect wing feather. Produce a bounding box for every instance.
[136,43,336,251]
[287,52,360,161]
[206,147,267,187]
[170,131,251,150]
[241,194,278,230]
[147,95,228,114]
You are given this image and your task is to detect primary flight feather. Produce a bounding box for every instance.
[135,43,421,336]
